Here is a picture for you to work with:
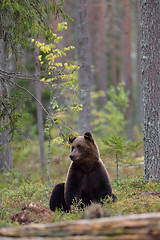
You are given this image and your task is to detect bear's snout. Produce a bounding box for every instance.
[69,154,74,160]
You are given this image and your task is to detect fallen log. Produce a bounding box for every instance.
[0,212,160,240]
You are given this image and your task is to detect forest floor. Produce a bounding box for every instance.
[0,139,160,228]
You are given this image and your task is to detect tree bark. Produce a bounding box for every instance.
[136,0,142,132]
[77,0,91,135]
[0,212,160,239]
[94,0,107,107]
[108,0,116,88]
[116,0,125,84]
[65,0,72,62]
[140,0,160,179]
[88,0,96,87]
[124,0,134,140]
[0,38,12,171]
[34,36,45,168]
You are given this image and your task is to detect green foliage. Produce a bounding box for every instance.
[110,176,160,215]
[0,0,67,48]
[92,82,129,136]
[0,139,160,228]
[0,21,80,147]
[1,170,160,227]
[0,1,72,148]
[0,90,29,144]
[102,134,142,179]
[105,82,128,134]
[53,0,73,21]
[102,135,142,157]
[34,22,79,81]
[33,22,81,143]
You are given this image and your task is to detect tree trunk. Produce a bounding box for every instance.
[136,0,142,132]
[124,0,134,140]
[65,0,72,62]
[116,0,125,83]
[88,0,96,87]
[94,0,107,107]
[140,0,160,180]
[34,36,45,168]
[108,0,116,88]
[77,0,91,135]
[0,212,160,239]
[0,38,12,171]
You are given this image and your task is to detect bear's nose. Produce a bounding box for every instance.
[69,154,74,160]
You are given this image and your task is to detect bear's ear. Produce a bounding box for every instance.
[68,134,76,144]
[84,132,94,143]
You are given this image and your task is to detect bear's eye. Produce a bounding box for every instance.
[77,144,82,150]
[71,146,74,151]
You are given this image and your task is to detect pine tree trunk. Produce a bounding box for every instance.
[136,0,142,132]
[65,0,72,62]
[0,38,12,171]
[34,37,45,168]
[124,0,133,140]
[94,0,107,107]
[77,0,91,135]
[140,0,160,179]
[116,1,125,83]
[108,0,116,88]
[88,0,96,87]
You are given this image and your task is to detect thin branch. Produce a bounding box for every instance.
[47,118,51,186]
[9,79,50,116]
[0,67,78,81]
[0,69,58,81]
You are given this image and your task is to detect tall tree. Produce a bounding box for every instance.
[0,38,12,170]
[65,0,72,62]
[88,0,96,87]
[34,36,45,169]
[94,0,107,107]
[124,0,134,139]
[76,0,91,134]
[136,0,142,132]
[117,2,125,84]
[108,0,116,87]
[140,0,160,179]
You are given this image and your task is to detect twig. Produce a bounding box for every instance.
[0,69,62,82]
[47,93,56,186]
[47,118,51,187]
[116,153,119,180]
[9,79,50,116]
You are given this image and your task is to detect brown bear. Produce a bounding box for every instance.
[49,132,117,212]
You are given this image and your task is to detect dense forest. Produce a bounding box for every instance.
[0,0,160,230]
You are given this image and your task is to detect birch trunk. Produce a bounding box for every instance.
[140,0,160,179]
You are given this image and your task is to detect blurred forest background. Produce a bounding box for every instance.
[0,0,143,172]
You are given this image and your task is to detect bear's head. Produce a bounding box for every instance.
[68,132,100,163]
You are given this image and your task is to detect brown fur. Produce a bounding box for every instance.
[49,132,117,212]
[64,132,116,209]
